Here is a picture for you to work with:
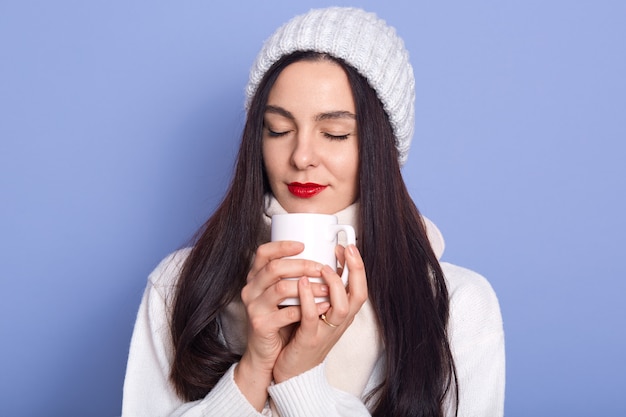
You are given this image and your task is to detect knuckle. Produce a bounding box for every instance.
[284,306,299,322]
[264,259,280,276]
[274,279,290,296]
[255,243,271,258]
[240,285,252,303]
[332,304,350,318]
[248,315,265,333]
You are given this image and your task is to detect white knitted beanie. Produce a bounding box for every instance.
[245,7,415,166]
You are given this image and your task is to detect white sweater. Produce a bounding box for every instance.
[122,200,505,416]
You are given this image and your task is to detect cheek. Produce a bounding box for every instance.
[262,143,289,188]
[348,165,360,193]
[261,143,276,177]
[347,149,360,193]
[333,145,359,181]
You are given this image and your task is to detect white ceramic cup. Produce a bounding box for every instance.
[271,213,356,306]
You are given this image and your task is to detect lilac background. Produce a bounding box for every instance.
[1,1,625,416]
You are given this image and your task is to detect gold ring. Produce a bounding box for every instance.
[320,313,338,328]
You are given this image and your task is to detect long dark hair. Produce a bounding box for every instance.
[170,51,458,416]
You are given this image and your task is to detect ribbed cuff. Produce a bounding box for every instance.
[200,363,265,417]
[268,363,336,417]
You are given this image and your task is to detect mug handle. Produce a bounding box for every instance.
[327,225,356,286]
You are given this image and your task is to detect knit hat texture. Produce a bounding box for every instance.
[245,7,415,166]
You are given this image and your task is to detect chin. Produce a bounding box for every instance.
[281,200,330,214]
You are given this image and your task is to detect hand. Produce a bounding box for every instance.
[272,244,368,383]
[235,240,330,410]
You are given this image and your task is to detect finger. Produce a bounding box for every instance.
[312,282,330,299]
[248,241,305,280]
[322,245,368,326]
[297,277,320,333]
[320,264,350,323]
[258,258,324,288]
[272,305,302,328]
[245,305,302,342]
[246,274,330,316]
[261,292,328,331]
[344,245,368,306]
[268,279,329,306]
[244,258,324,304]
[252,277,300,310]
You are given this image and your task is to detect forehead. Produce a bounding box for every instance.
[267,60,355,114]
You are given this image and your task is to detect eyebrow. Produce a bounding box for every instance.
[315,110,356,121]
[265,105,356,121]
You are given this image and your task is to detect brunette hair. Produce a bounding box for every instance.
[170,51,458,416]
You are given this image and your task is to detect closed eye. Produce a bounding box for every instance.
[266,127,290,137]
[324,132,350,141]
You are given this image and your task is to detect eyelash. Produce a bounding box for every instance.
[267,128,289,137]
[266,128,350,141]
[323,133,350,141]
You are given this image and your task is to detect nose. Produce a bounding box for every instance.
[290,130,319,169]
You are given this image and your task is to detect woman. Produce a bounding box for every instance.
[122,7,505,417]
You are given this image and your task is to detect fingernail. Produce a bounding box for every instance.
[315,263,323,271]
[300,276,309,287]
[348,245,357,256]
[317,302,330,311]
[320,285,329,293]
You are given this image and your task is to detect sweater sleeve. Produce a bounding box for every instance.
[121,250,266,417]
[442,262,506,417]
[268,363,371,417]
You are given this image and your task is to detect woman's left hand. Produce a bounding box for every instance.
[272,244,368,383]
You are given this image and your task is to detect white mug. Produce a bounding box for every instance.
[271,213,356,306]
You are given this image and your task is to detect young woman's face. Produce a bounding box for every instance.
[262,59,359,214]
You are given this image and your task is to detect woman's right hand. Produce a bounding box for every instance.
[234,240,330,411]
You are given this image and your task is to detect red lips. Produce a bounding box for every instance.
[287,182,327,198]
